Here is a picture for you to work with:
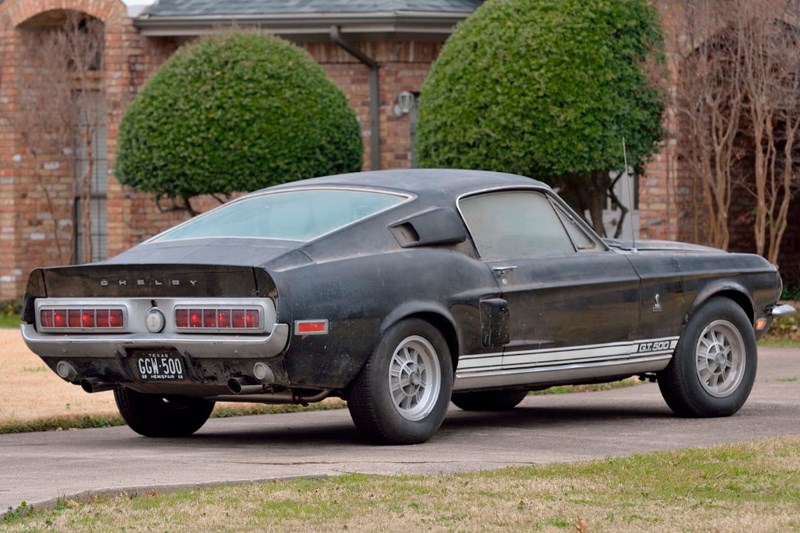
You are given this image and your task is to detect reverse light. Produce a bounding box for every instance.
[174,306,262,332]
[40,307,126,331]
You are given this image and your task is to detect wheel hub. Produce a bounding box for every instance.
[695,320,746,398]
[399,361,422,395]
[388,335,442,421]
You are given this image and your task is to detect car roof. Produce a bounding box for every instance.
[264,169,550,197]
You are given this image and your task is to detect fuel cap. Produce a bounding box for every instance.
[145,308,166,333]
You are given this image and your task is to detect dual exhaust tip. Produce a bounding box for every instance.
[80,377,116,394]
[227,376,265,394]
[227,362,276,394]
[57,361,115,393]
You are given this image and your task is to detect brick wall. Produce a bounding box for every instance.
[638,0,684,242]
[305,41,442,170]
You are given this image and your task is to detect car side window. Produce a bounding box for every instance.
[552,202,599,251]
[459,191,576,260]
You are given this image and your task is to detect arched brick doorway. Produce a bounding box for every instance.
[16,9,107,265]
[0,0,147,300]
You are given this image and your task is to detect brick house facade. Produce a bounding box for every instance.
[0,0,797,301]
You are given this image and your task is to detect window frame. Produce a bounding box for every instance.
[457,187,606,261]
[73,90,108,264]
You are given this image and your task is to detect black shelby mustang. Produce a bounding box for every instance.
[21,170,795,444]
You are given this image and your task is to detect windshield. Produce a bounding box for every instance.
[154,189,407,242]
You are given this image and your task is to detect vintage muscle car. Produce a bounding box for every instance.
[21,169,795,444]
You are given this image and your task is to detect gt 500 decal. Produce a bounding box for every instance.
[638,339,677,353]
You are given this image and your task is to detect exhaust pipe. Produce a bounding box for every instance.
[81,377,116,394]
[227,376,265,395]
[214,390,332,404]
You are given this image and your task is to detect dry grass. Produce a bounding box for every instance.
[0,328,119,424]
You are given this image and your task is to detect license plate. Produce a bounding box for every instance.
[133,351,186,381]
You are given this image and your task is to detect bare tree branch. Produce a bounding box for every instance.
[675,0,800,262]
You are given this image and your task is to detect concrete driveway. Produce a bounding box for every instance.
[1,347,797,513]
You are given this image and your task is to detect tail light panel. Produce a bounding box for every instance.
[174,306,263,332]
[39,307,127,332]
[34,298,273,335]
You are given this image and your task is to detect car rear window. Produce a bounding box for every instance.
[153,189,407,242]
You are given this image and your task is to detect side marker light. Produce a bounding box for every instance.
[294,320,329,336]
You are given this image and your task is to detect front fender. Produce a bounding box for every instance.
[690,280,755,324]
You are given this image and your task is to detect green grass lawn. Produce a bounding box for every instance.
[4,436,799,531]
[0,315,19,328]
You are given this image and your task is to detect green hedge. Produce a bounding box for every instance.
[415,0,664,182]
[115,32,363,202]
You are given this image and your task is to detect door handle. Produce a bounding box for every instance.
[491,265,517,274]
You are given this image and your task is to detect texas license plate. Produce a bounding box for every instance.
[133,351,186,381]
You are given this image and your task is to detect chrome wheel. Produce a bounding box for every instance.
[347,319,453,444]
[388,335,441,421]
[695,319,746,398]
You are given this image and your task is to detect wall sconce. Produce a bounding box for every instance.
[393,91,415,117]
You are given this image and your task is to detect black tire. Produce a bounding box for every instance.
[114,387,215,437]
[451,389,528,411]
[346,318,454,445]
[658,297,757,417]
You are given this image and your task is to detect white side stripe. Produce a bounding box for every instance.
[457,337,678,376]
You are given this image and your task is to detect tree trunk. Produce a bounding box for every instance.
[586,171,610,238]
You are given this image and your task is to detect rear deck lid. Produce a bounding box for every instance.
[39,263,269,298]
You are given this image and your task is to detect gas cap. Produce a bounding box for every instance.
[145,308,166,333]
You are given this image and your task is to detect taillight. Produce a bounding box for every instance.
[81,310,95,328]
[68,310,81,328]
[175,309,189,328]
[174,307,262,332]
[109,309,124,328]
[203,309,217,328]
[39,307,126,331]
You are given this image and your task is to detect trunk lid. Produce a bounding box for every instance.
[37,264,273,298]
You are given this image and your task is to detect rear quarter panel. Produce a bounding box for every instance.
[271,247,497,389]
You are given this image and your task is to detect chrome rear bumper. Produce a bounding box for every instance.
[21,323,290,359]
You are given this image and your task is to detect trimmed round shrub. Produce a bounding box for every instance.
[415,0,664,182]
[115,32,363,202]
